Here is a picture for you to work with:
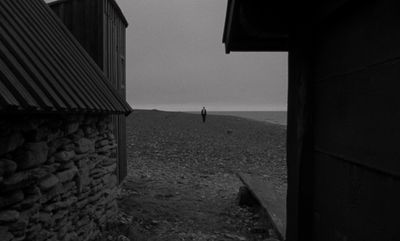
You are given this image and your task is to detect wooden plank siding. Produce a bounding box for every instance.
[310,0,400,240]
[49,0,129,182]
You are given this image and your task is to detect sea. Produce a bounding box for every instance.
[207,111,287,125]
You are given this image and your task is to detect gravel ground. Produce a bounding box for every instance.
[98,110,287,241]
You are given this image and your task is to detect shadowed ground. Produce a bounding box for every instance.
[101,110,286,241]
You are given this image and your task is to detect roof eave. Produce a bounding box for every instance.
[223,0,290,53]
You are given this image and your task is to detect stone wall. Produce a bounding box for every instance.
[0,114,120,241]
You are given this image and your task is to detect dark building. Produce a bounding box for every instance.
[224,1,400,240]
[49,0,129,181]
[0,0,131,240]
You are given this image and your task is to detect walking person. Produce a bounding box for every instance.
[201,107,207,123]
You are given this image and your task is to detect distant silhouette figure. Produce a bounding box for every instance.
[201,107,207,123]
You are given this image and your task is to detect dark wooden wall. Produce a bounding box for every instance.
[103,0,128,182]
[309,0,400,240]
[286,2,315,240]
[50,0,128,182]
[49,0,104,68]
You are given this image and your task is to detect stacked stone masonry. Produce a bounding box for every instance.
[0,114,119,241]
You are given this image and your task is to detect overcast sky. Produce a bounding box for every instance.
[47,0,288,111]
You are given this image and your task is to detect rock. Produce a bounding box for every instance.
[97,121,108,133]
[44,197,77,212]
[76,167,91,192]
[96,144,117,154]
[39,175,59,191]
[224,233,247,240]
[107,133,115,140]
[92,183,104,194]
[76,215,90,227]
[59,161,75,170]
[41,183,63,203]
[37,212,54,227]
[75,158,89,169]
[0,159,17,177]
[0,132,24,156]
[11,235,26,241]
[48,138,71,156]
[34,229,53,241]
[103,174,118,189]
[73,153,89,162]
[64,122,80,135]
[42,163,60,174]
[101,158,116,167]
[0,191,24,209]
[76,199,89,209]
[0,211,19,223]
[46,156,55,164]
[69,129,84,142]
[2,171,32,187]
[83,126,95,137]
[0,226,13,241]
[57,222,72,239]
[8,218,27,237]
[14,142,48,170]
[46,129,62,143]
[103,164,117,174]
[75,138,94,154]
[24,185,41,196]
[60,181,76,195]
[19,192,41,209]
[57,166,78,183]
[61,143,75,152]
[117,235,131,241]
[20,204,40,220]
[88,192,103,203]
[3,167,48,188]
[24,126,50,142]
[26,223,41,237]
[54,151,75,163]
[95,139,109,148]
[53,210,68,222]
[63,232,78,241]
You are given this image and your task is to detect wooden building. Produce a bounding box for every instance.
[224,1,400,240]
[49,0,129,181]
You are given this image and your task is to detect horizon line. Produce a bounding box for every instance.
[132,104,287,112]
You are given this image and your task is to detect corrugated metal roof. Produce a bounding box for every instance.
[0,0,132,114]
[48,0,129,27]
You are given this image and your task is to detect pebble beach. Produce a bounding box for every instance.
[109,110,287,241]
